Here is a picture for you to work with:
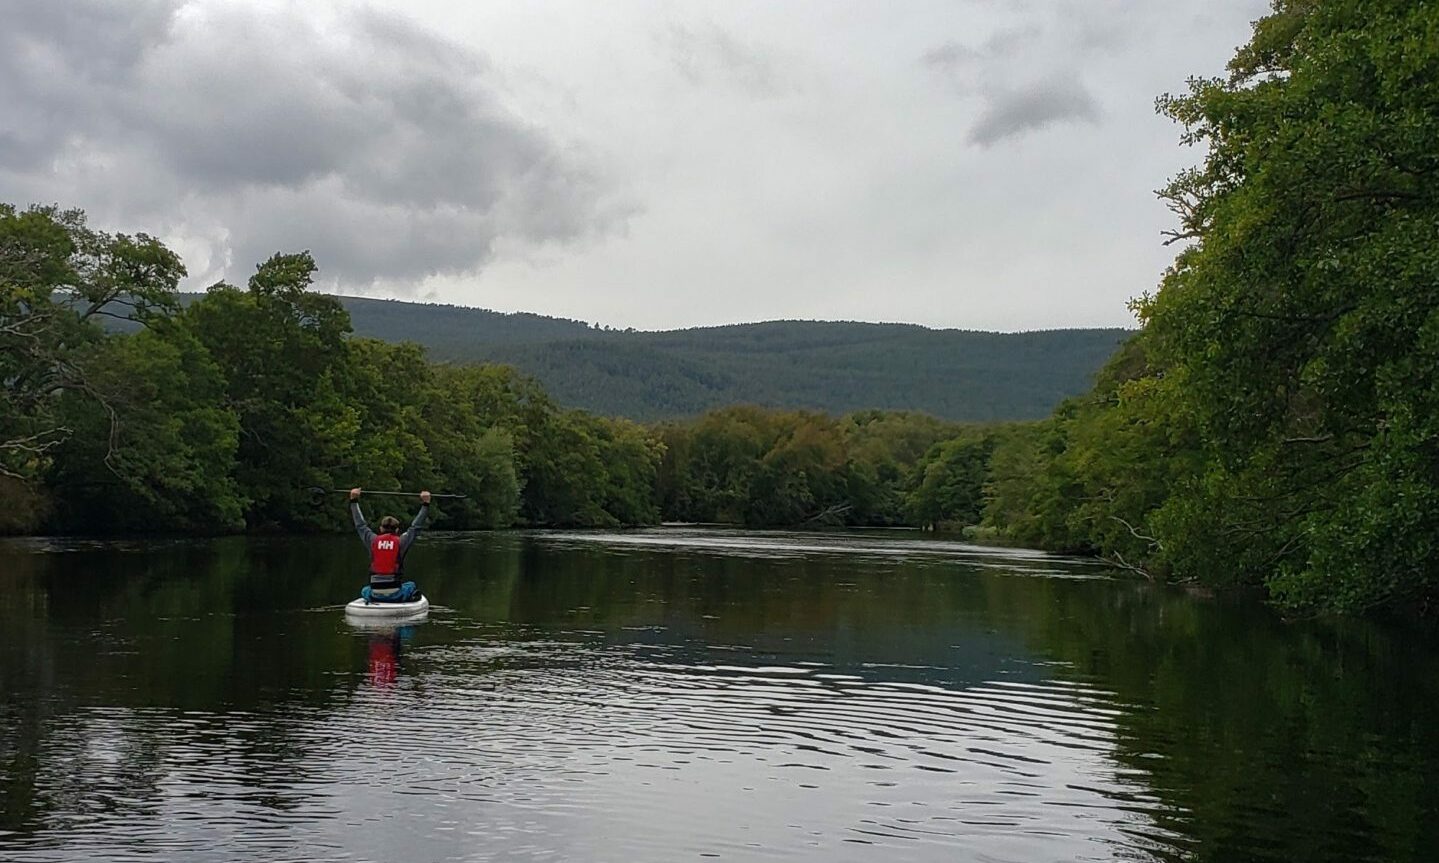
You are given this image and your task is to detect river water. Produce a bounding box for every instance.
[1,528,1435,862]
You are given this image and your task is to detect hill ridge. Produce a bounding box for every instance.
[155,293,1128,420]
[327,293,1123,337]
[321,294,1130,422]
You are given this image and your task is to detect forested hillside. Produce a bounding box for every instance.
[341,296,595,346]
[339,297,1129,421]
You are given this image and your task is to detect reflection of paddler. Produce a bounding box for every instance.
[349,488,429,603]
[367,630,400,688]
[365,625,419,689]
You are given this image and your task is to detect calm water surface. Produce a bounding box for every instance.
[1,528,1436,862]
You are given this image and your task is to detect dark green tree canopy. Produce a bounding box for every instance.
[1,205,186,498]
[986,0,1439,613]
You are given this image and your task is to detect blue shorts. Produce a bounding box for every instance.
[361,581,419,603]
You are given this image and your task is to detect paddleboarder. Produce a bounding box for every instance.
[350,488,430,602]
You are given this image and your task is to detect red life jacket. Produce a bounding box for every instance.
[370,532,403,575]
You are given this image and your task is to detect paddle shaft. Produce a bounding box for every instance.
[316,487,468,500]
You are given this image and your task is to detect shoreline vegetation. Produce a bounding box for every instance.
[4,2,1437,616]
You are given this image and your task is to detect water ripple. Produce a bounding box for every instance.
[4,635,1195,862]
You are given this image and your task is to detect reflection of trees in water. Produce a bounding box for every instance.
[0,554,60,833]
[19,538,358,707]
[473,537,1439,858]
[489,544,1041,686]
[981,575,1439,862]
[0,537,395,832]
[4,533,1438,859]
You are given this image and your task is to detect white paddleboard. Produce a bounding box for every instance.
[344,594,430,620]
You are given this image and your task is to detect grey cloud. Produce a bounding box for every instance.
[0,0,180,81]
[665,24,786,96]
[967,79,1101,146]
[926,41,972,68]
[983,24,1046,56]
[919,24,1050,103]
[921,24,1042,75]
[919,17,1102,146]
[921,41,974,71]
[224,184,500,284]
[0,0,621,286]
[0,0,182,172]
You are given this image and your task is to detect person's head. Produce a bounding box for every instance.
[379,515,401,534]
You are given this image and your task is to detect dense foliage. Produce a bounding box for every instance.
[0,209,664,533]
[2,204,1008,537]
[984,0,1439,613]
[655,407,1004,528]
[2,204,186,530]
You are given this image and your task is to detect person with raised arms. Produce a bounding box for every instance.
[349,487,430,603]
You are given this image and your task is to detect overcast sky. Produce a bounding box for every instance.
[1,0,1270,331]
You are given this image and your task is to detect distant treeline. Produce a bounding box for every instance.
[0,205,1007,539]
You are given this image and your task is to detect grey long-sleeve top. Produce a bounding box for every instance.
[351,501,429,572]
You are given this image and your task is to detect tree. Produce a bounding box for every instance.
[843,411,959,524]
[417,364,521,529]
[907,432,995,529]
[679,406,771,523]
[747,413,849,526]
[185,253,353,529]
[46,323,244,531]
[0,205,185,530]
[519,409,611,526]
[985,1,1439,609]
[590,416,663,526]
[1136,0,1439,610]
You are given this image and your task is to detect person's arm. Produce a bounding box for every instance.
[349,489,375,546]
[399,491,431,554]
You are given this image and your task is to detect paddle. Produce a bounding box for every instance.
[308,487,468,502]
